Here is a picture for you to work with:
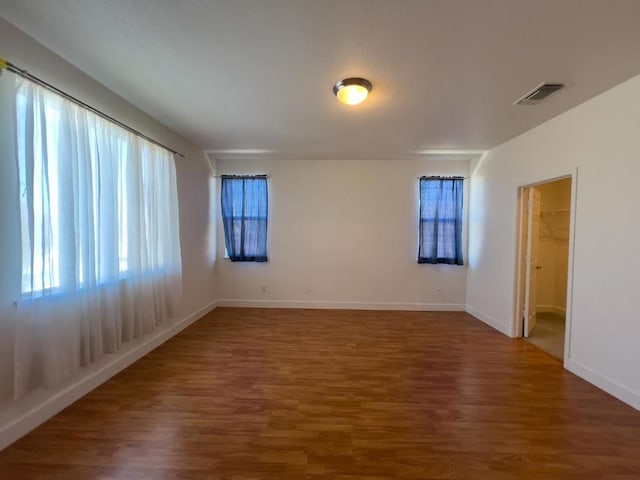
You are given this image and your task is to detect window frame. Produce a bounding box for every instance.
[14,80,180,298]
[220,175,269,263]
[417,176,465,266]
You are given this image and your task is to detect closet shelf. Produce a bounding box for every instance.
[540,209,570,241]
[541,209,569,215]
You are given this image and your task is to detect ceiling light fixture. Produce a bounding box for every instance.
[333,77,372,106]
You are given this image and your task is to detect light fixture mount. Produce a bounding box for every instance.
[333,77,372,106]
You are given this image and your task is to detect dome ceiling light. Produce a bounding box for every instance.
[333,77,372,106]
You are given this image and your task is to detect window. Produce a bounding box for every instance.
[2,72,183,399]
[418,176,464,265]
[221,175,268,262]
[15,78,182,297]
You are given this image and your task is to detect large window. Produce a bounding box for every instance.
[221,175,268,262]
[418,177,464,265]
[14,78,182,297]
[1,70,183,399]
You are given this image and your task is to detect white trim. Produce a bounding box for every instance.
[536,304,567,315]
[522,187,536,337]
[563,168,579,361]
[216,299,465,311]
[465,305,513,337]
[410,149,487,161]
[513,169,576,192]
[513,185,526,340]
[512,169,578,368]
[205,149,276,162]
[0,300,218,451]
[566,358,640,411]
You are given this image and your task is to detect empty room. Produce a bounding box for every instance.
[1,1,640,478]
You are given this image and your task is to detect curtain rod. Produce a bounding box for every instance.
[418,175,468,179]
[0,58,185,158]
[213,174,270,179]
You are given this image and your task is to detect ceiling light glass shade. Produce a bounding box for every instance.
[333,78,372,106]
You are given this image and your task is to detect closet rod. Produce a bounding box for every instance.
[0,58,185,158]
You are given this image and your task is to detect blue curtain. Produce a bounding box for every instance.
[418,177,464,265]
[221,176,268,262]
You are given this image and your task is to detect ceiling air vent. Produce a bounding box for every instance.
[513,82,565,105]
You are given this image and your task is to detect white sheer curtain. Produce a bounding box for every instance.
[0,74,182,399]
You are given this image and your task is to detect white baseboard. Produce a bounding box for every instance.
[216,299,465,312]
[566,358,640,411]
[0,299,218,451]
[464,305,513,337]
[537,304,567,315]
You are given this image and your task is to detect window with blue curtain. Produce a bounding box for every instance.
[418,176,464,265]
[221,175,268,262]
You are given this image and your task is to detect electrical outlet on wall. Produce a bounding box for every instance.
[304,286,311,295]
[261,285,267,294]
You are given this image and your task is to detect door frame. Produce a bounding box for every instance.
[522,186,541,337]
[513,169,578,365]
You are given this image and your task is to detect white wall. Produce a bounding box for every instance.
[467,73,640,409]
[216,158,469,310]
[0,18,217,447]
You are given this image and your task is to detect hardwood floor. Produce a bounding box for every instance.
[1,308,639,479]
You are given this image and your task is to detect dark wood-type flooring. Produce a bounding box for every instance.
[1,308,639,479]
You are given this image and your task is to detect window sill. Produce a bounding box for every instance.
[227,256,268,263]
[418,258,464,266]
[18,269,178,304]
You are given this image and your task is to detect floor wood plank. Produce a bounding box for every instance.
[1,308,639,479]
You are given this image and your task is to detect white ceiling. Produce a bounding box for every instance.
[2,0,640,160]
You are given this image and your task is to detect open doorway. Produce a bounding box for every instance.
[516,177,572,360]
